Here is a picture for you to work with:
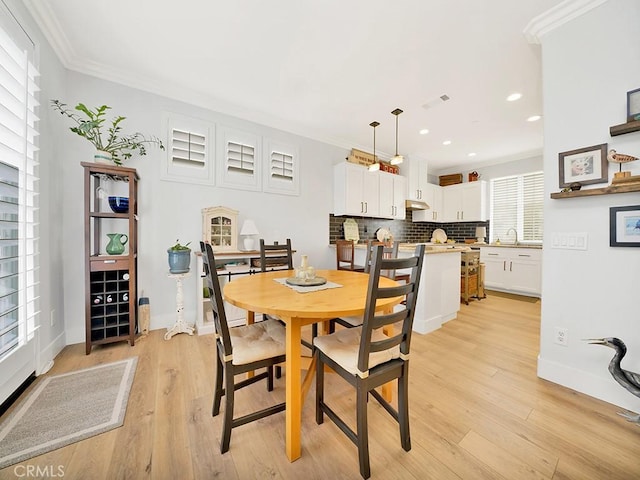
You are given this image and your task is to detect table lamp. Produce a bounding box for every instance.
[240,219,259,251]
[475,226,487,244]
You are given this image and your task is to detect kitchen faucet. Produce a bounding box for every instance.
[506,227,518,245]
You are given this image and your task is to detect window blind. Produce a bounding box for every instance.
[490,172,543,243]
[0,20,39,361]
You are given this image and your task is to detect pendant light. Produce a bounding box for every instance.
[390,108,404,165]
[368,121,381,171]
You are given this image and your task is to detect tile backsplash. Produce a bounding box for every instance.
[329,212,489,244]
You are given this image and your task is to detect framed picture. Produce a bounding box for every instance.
[610,205,640,247]
[627,87,640,122]
[558,143,608,188]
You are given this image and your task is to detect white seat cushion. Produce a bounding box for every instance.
[313,327,400,376]
[229,318,286,365]
[336,304,405,328]
[337,315,363,327]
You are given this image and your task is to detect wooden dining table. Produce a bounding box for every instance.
[223,268,401,462]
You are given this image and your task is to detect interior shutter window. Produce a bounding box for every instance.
[171,129,206,167]
[490,171,543,244]
[161,113,214,185]
[270,151,293,181]
[216,126,261,191]
[263,139,299,196]
[226,141,255,175]
[0,19,40,362]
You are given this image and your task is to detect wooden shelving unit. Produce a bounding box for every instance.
[83,162,139,354]
[550,181,640,199]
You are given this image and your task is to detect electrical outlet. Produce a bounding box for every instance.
[50,309,55,327]
[554,327,568,346]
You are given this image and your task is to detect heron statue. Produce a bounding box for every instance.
[588,337,640,424]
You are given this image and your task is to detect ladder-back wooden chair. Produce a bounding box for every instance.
[314,244,425,479]
[200,241,286,453]
[336,239,365,272]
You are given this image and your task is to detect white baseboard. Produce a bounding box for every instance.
[537,355,640,413]
[36,331,65,375]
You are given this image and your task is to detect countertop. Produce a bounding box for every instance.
[474,243,542,249]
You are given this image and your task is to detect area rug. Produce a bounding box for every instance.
[0,357,137,468]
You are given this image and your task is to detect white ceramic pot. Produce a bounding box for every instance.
[94,150,113,164]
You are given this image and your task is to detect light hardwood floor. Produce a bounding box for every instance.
[2,292,639,479]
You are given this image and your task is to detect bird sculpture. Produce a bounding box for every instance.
[607,149,638,173]
[588,337,640,424]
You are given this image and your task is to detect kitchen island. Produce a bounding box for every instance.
[348,243,466,334]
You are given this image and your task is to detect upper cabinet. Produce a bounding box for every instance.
[406,157,429,202]
[412,183,443,222]
[334,162,380,217]
[379,172,407,220]
[442,181,487,222]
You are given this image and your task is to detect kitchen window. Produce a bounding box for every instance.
[490,171,543,243]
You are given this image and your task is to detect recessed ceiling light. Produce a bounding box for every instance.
[468,152,476,157]
[527,115,541,122]
[419,129,429,135]
[443,140,451,146]
[507,93,522,102]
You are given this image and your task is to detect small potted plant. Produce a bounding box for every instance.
[51,100,164,166]
[168,240,192,274]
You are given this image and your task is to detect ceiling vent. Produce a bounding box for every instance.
[422,94,450,110]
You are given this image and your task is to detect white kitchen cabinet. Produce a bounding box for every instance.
[406,156,429,202]
[480,246,541,297]
[334,162,380,217]
[442,181,487,222]
[379,171,406,219]
[412,183,443,222]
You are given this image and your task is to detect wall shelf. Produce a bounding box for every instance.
[550,182,640,198]
[610,119,640,136]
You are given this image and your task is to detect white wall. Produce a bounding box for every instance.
[59,73,347,344]
[538,0,640,412]
[4,0,67,373]
[431,153,543,183]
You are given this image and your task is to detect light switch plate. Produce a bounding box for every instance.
[551,232,588,250]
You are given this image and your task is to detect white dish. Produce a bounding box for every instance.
[431,228,447,243]
[376,228,392,242]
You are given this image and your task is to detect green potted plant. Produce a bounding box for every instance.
[51,100,164,166]
[168,240,191,274]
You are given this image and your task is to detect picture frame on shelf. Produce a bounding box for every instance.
[609,205,640,247]
[558,143,608,188]
[627,87,640,122]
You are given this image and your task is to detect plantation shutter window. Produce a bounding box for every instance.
[270,151,293,181]
[216,126,261,191]
[0,3,40,405]
[161,114,214,185]
[226,141,255,175]
[263,140,299,196]
[171,129,206,167]
[490,172,543,244]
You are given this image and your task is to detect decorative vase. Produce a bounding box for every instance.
[94,150,113,164]
[106,233,128,255]
[168,248,191,274]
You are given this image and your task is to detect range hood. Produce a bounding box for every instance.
[405,199,430,210]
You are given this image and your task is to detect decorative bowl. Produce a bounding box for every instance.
[108,196,129,213]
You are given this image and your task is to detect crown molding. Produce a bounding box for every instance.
[524,0,608,44]
[22,0,76,66]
